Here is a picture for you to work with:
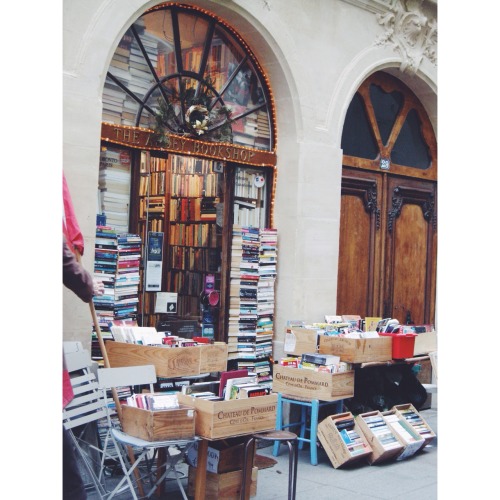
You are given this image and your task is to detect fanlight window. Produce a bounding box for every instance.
[103,3,273,151]
[341,73,433,170]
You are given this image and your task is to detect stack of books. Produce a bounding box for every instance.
[93,226,119,351]
[91,228,142,361]
[228,225,278,385]
[299,352,351,373]
[114,234,142,321]
[335,415,371,457]
[359,414,402,451]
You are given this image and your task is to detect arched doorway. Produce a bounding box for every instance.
[96,3,278,360]
[337,71,437,326]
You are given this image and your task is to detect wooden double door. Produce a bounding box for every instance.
[337,72,437,325]
[337,168,436,325]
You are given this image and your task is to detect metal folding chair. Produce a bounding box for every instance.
[62,344,109,499]
[97,365,199,500]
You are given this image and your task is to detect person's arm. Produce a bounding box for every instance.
[63,239,94,303]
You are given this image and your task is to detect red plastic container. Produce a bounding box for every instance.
[379,332,417,359]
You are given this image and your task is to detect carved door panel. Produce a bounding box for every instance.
[384,177,437,324]
[337,169,382,317]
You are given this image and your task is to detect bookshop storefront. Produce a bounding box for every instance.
[63,1,438,360]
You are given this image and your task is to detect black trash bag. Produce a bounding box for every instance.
[345,366,388,413]
[345,364,428,414]
[393,364,428,410]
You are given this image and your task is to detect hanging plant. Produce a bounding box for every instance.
[152,78,234,144]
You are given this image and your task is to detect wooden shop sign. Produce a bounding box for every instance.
[101,122,276,167]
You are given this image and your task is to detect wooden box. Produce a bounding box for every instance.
[392,403,436,446]
[381,410,426,460]
[200,343,230,372]
[188,465,257,499]
[106,340,228,377]
[413,331,437,356]
[355,411,404,464]
[186,436,253,473]
[317,412,372,469]
[284,328,319,356]
[318,336,393,363]
[178,393,278,440]
[121,403,195,441]
[272,364,354,401]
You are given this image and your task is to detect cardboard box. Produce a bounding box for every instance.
[413,331,437,356]
[317,412,372,468]
[121,403,195,441]
[318,336,393,363]
[355,411,404,464]
[106,340,228,377]
[283,328,319,356]
[272,364,354,401]
[186,436,253,474]
[392,403,436,446]
[381,410,426,460]
[178,393,277,440]
[187,465,257,499]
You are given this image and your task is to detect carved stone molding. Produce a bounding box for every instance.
[374,0,437,75]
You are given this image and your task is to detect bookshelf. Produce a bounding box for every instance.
[98,147,132,234]
[136,152,224,332]
[233,166,269,228]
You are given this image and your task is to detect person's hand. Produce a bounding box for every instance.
[93,278,105,296]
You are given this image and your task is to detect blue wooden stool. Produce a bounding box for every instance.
[273,393,343,465]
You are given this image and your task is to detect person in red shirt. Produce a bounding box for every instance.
[62,238,103,499]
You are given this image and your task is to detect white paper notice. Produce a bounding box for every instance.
[155,292,178,314]
[284,332,297,352]
[145,261,162,291]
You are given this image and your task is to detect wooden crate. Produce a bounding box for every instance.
[355,411,404,464]
[392,403,436,446]
[318,336,393,363]
[186,436,253,473]
[200,343,230,372]
[283,328,319,356]
[413,331,437,356]
[187,465,257,499]
[121,404,195,441]
[105,340,228,377]
[178,393,278,440]
[381,410,426,460]
[317,412,372,469]
[272,364,354,401]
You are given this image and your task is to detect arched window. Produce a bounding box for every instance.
[103,3,274,152]
[341,72,436,179]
